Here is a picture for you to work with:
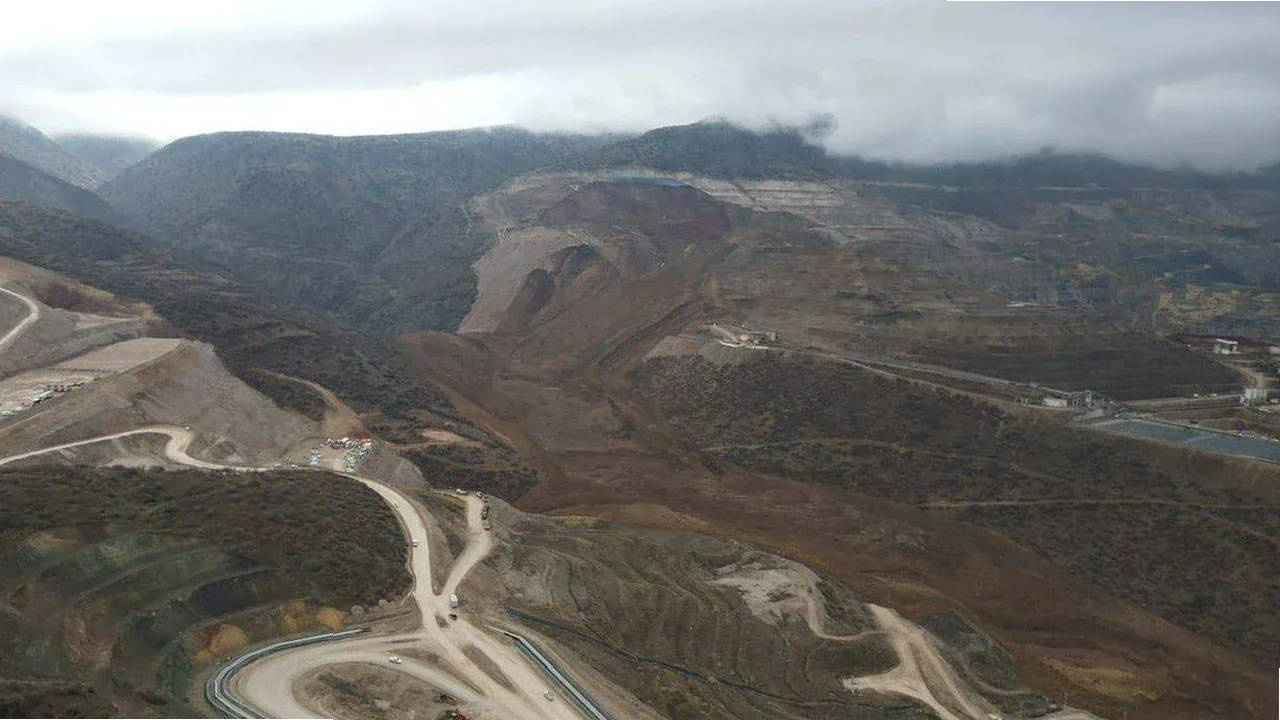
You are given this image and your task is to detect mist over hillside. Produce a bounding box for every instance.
[54,133,159,179]
[0,116,104,189]
[83,118,1280,341]
[576,120,1280,190]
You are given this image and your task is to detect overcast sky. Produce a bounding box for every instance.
[3,0,1278,170]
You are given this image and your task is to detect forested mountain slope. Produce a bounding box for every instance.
[101,128,613,332]
[0,116,104,189]
[0,154,115,220]
[54,133,159,179]
[0,201,535,493]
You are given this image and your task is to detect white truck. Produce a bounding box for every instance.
[448,593,459,609]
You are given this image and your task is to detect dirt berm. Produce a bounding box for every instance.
[0,339,313,464]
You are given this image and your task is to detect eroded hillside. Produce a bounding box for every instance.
[4,119,1279,720]
[421,491,1049,720]
[0,467,409,717]
[0,201,534,491]
[396,168,1277,719]
[633,348,1280,664]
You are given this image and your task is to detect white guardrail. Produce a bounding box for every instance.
[500,628,613,720]
[205,627,370,718]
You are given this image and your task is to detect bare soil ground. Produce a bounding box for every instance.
[399,177,1274,719]
[0,339,315,465]
[53,337,179,372]
[298,663,479,720]
[0,286,145,378]
[476,499,940,720]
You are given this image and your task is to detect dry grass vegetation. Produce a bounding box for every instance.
[911,332,1240,400]
[493,512,921,720]
[632,351,1280,665]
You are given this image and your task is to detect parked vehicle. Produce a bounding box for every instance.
[449,593,459,609]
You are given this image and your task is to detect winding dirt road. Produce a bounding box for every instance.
[0,426,582,719]
[0,425,1039,720]
[0,285,40,355]
[0,426,220,468]
[845,605,998,720]
[231,488,579,720]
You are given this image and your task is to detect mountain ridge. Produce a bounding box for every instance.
[0,116,105,189]
[0,153,115,220]
[53,133,160,179]
[100,126,617,333]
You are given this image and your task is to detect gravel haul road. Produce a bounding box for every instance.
[0,427,588,719]
[230,489,582,720]
[0,285,40,355]
[0,429,1031,720]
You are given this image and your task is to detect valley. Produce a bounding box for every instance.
[0,231,1018,720]
[1,116,1278,720]
[402,159,1279,719]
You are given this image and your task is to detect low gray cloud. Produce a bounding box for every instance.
[2,0,1278,170]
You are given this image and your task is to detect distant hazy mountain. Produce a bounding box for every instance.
[55,133,160,179]
[0,116,103,189]
[101,127,614,333]
[0,153,114,220]
[577,119,1280,191]
[95,118,1280,337]
[571,120,833,178]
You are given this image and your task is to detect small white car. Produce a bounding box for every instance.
[388,656,402,664]
[411,539,420,547]
[543,691,554,701]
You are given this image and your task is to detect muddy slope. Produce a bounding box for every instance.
[399,175,1272,720]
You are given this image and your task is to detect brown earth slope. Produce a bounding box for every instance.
[0,200,535,487]
[398,177,1274,719]
[0,339,313,465]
